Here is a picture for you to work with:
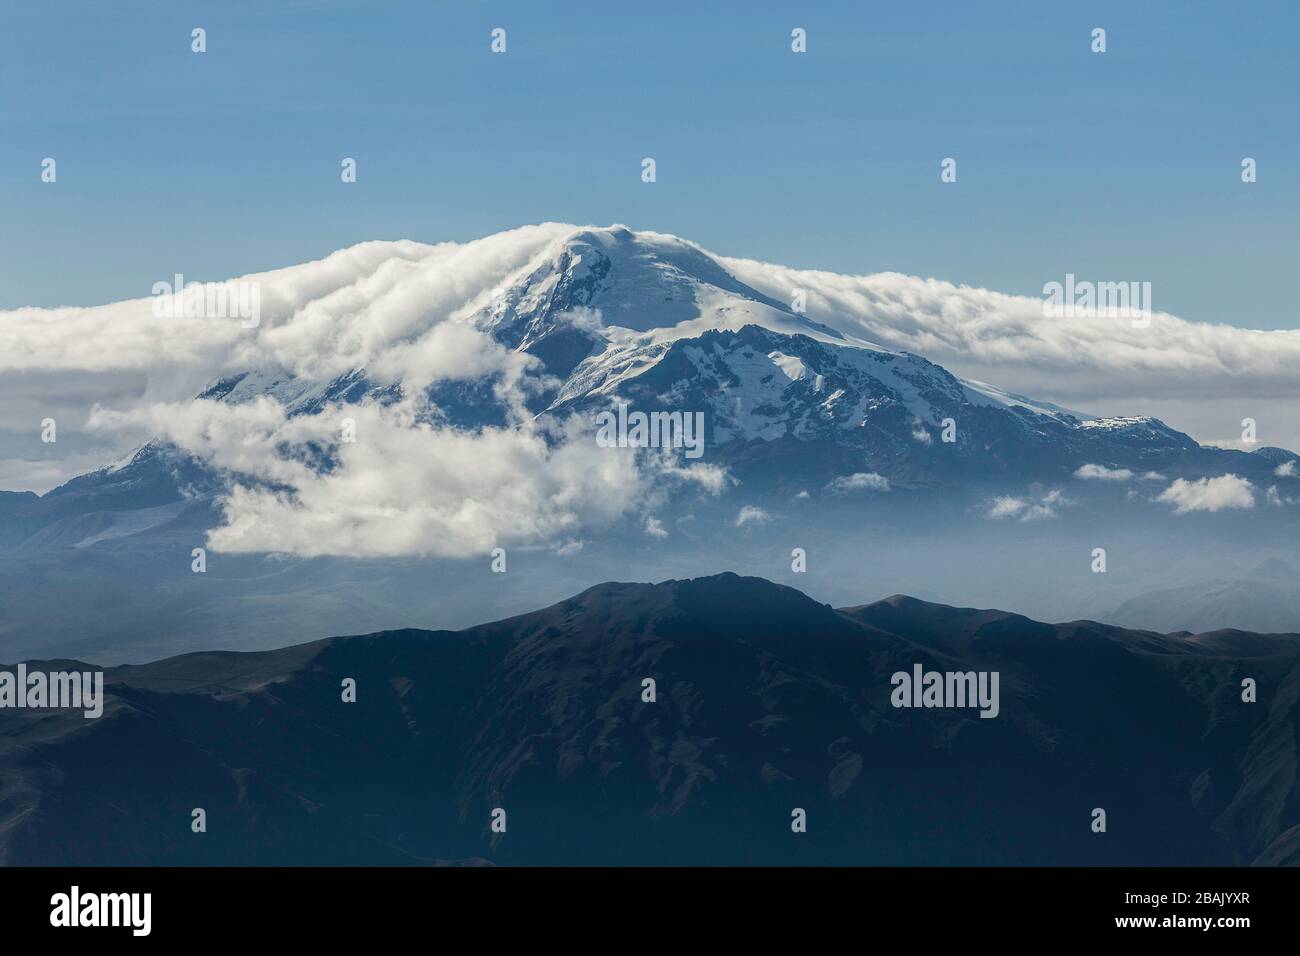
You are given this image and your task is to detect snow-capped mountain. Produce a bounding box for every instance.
[480,227,1289,486]
[463,227,1270,483]
[466,227,1288,485]
[27,224,1296,512]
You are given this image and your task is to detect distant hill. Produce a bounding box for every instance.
[1,573,1295,866]
[1109,558,1300,634]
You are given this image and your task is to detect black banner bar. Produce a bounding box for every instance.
[1,865,1284,942]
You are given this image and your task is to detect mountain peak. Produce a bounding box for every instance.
[479,224,853,355]
[496,571,848,645]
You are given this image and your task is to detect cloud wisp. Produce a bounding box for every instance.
[1156,475,1256,514]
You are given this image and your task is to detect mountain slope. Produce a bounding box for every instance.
[2,574,1295,866]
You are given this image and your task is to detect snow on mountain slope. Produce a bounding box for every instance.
[459,226,1090,429]
[475,226,850,342]
[453,226,1212,476]
[162,224,1125,455]
[555,324,1006,442]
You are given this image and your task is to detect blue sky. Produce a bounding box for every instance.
[2,0,1297,328]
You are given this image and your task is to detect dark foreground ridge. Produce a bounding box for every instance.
[2,572,1297,866]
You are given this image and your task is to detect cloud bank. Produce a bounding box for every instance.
[88,395,656,559]
[719,252,1300,451]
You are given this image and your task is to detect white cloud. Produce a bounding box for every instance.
[1157,474,1255,514]
[989,497,1028,519]
[0,225,576,490]
[735,505,770,527]
[654,454,731,495]
[826,472,891,493]
[552,306,605,333]
[987,489,1067,521]
[1276,460,1297,477]
[1265,486,1298,507]
[644,516,668,538]
[88,395,654,558]
[1074,463,1134,481]
[369,319,541,401]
